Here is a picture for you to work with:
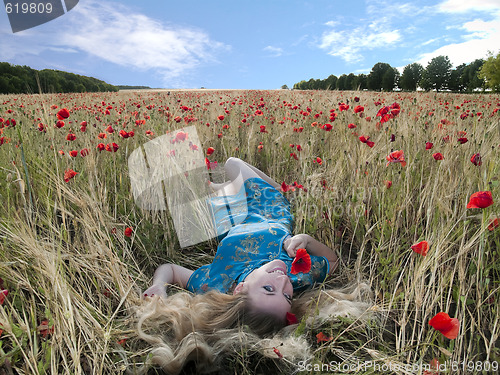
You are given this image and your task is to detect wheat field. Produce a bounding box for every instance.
[0,89,498,374]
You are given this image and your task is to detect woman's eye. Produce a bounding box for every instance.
[284,293,292,301]
[263,285,273,292]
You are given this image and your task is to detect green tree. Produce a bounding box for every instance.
[0,76,9,93]
[367,62,393,91]
[325,74,338,90]
[449,63,466,92]
[462,59,485,92]
[345,73,356,90]
[293,80,307,90]
[336,74,347,90]
[420,56,452,92]
[478,52,500,92]
[400,63,424,91]
[382,67,399,91]
[354,74,368,90]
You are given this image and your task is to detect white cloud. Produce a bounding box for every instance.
[437,0,500,13]
[0,0,229,84]
[417,2,500,67]
[263,46,284,57]
[319,18,401,63]
[421,38,440,46]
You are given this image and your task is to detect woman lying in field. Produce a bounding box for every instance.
[136,157,372,374]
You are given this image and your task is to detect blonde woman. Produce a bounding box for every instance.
[136,158,370,374]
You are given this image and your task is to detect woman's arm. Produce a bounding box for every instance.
[143,264,194,298]
[283,234,338,274]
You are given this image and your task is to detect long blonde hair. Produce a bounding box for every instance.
[133,282,374,374]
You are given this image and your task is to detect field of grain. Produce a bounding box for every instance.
[0,89,498,374]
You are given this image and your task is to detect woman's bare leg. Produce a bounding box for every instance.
[209,158,279,196]
[224,157,280,188]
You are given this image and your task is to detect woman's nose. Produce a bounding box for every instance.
[276,274,291,289]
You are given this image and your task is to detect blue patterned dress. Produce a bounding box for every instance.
[186,177,329,294]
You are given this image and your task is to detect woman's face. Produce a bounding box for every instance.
[234,260,294,319]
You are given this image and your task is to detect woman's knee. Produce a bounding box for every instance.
[225,157,243,168]
[224,157,244,179]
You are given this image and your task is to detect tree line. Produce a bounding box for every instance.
[293,52,500,93]
[0,62,119,94]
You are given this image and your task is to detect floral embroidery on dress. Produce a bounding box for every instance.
[186,178,329,294]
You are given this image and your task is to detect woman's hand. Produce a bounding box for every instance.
[284,234,339,274]
[142,264,194,300]
[283,234,310,258]
[143,283,168,299]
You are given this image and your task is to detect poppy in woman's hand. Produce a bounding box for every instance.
[291,248,311,274]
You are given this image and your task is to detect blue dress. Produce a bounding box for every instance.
[186,177,329,294]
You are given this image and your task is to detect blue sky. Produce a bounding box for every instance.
[1,0,499,89]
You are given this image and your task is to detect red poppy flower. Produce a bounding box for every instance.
[386,150,406,167]
[80,148,89,157]
[353,105,364,113]
[105,143,119,152]
[56,108,70,120]
[339,103,349,111]
[286,312,298,325]
[55,120,65,128]
[316,332,333,343]
[119,130,129,138]
[411,240,429,256]
[66,133,76,141]
[0,289,8,305]
[291,248,312,274]
[488,218,499,231]
[470,153,482,166]
[348,123,357,129]
[467,191,493,209]
[69,150,78,158]
[37,319,54,338]
[385,180,392,189]
[290,152,298,160]
[281,181,294,192]
[425,142,433,150]
[97,143,105,151]
[64,169,78,182]
[260,125,267,133]
[389,102,401,116]
[105,125,114,133]
[217,115,225,121]
[429,312,459,339]
[433,153,444,160]
[314,157,323,165]
[124,227,133,237]
[205,158,218,170]
[457,137,468,144]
